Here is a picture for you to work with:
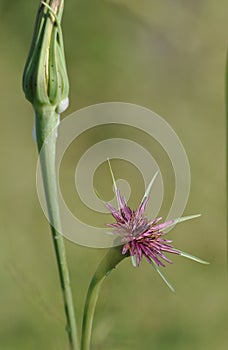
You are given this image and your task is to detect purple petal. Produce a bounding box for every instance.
[153,220,174,231]
[135,197,149,219]
[117,189,125,209]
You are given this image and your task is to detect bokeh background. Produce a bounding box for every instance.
[0,0,227,349]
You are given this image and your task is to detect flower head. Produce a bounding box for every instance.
[105,161,208,291]
[22,0,69,115]
[106,189,179,268]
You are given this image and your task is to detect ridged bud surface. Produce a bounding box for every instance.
[22,0,69,115]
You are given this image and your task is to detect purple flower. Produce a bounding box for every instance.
[105,162,208,291]
[106,190,180,268]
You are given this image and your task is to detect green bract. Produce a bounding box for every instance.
[22,0,69,115]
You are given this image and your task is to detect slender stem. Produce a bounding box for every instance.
[36,109,80,350]
[226,52,228,266]
[81,246,126,350]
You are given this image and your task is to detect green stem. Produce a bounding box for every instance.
[35,109,80,350]
[81,246,127,350]
[226,52,228,264]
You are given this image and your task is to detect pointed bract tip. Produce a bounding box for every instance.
[176,250,209,264]
[174,214,201,225]
[107,158,120,209]
[151,260,175,292]
[164,214,201,231]
[142,171,159,203]
[131,255,137,267]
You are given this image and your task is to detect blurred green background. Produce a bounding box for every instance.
[0,0,227,349]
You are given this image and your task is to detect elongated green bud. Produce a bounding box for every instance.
[22,0,69,116]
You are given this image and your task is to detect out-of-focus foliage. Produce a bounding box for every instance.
[0,0,226,349]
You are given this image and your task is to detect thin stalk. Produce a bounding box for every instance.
[226,52,228,265]
[36,109,80,350]
[81,246,127,350]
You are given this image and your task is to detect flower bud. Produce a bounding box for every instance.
[22,1,69,115]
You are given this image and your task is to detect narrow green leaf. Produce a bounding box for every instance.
[176,250,209,264]
[164,214,201,231]
[107,158,119,209]
[142,171,158,202]
[150,260,175,292]
[174,214,201,224]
